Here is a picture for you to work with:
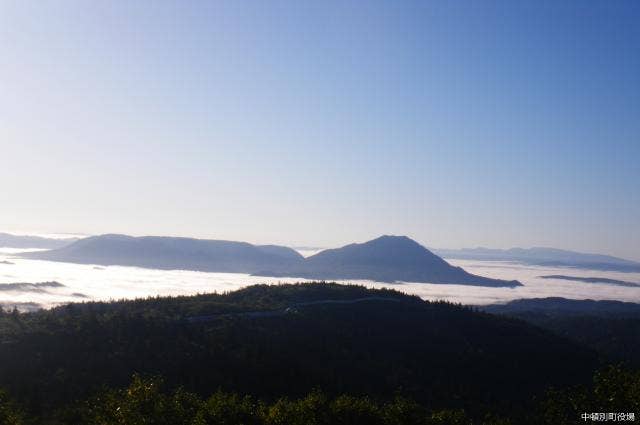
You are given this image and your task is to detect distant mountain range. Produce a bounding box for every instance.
[21,234,520,287]
[0,233,79,249]
[433,246,640,272]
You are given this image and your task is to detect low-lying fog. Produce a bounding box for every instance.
[1,248,639,311]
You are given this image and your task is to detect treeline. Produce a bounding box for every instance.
[0,376,506,425]
[1,366,638,425]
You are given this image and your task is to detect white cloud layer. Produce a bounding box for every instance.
[1,248,638,310]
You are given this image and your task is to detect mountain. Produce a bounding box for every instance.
[481,297,640,317]
[433,246,640,272]
[0,283,598,415]
[259,235,521,287]
[22,234,304,274]
[22,234,520,287]
[0,232,79,249]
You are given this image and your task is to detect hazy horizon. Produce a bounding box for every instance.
[2,1,638,260]
[3,229,640,263]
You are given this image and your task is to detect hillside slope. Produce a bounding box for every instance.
[481,297,640,367]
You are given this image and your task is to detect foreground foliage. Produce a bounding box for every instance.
[0,367,638,425]
[539,365,640,425]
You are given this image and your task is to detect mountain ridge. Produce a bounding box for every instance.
[258,235,520,286]
[22,234,521,287]
[481,297,640,317]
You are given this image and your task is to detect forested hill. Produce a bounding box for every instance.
[481,297,640,368]
[0,282,598,419]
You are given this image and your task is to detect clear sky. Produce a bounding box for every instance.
[1,1,638,260]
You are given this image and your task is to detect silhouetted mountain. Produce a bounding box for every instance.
[0,232,79,249]
[255,244,305,261]
[433,246,640,272]
[23,234,520,287]
[481,297,640,317]
[23,234,304,274]
[259,235,521,286]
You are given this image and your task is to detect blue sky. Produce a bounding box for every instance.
[1,1,638,259]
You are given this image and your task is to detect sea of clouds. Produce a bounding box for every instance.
[1,248,639,311]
